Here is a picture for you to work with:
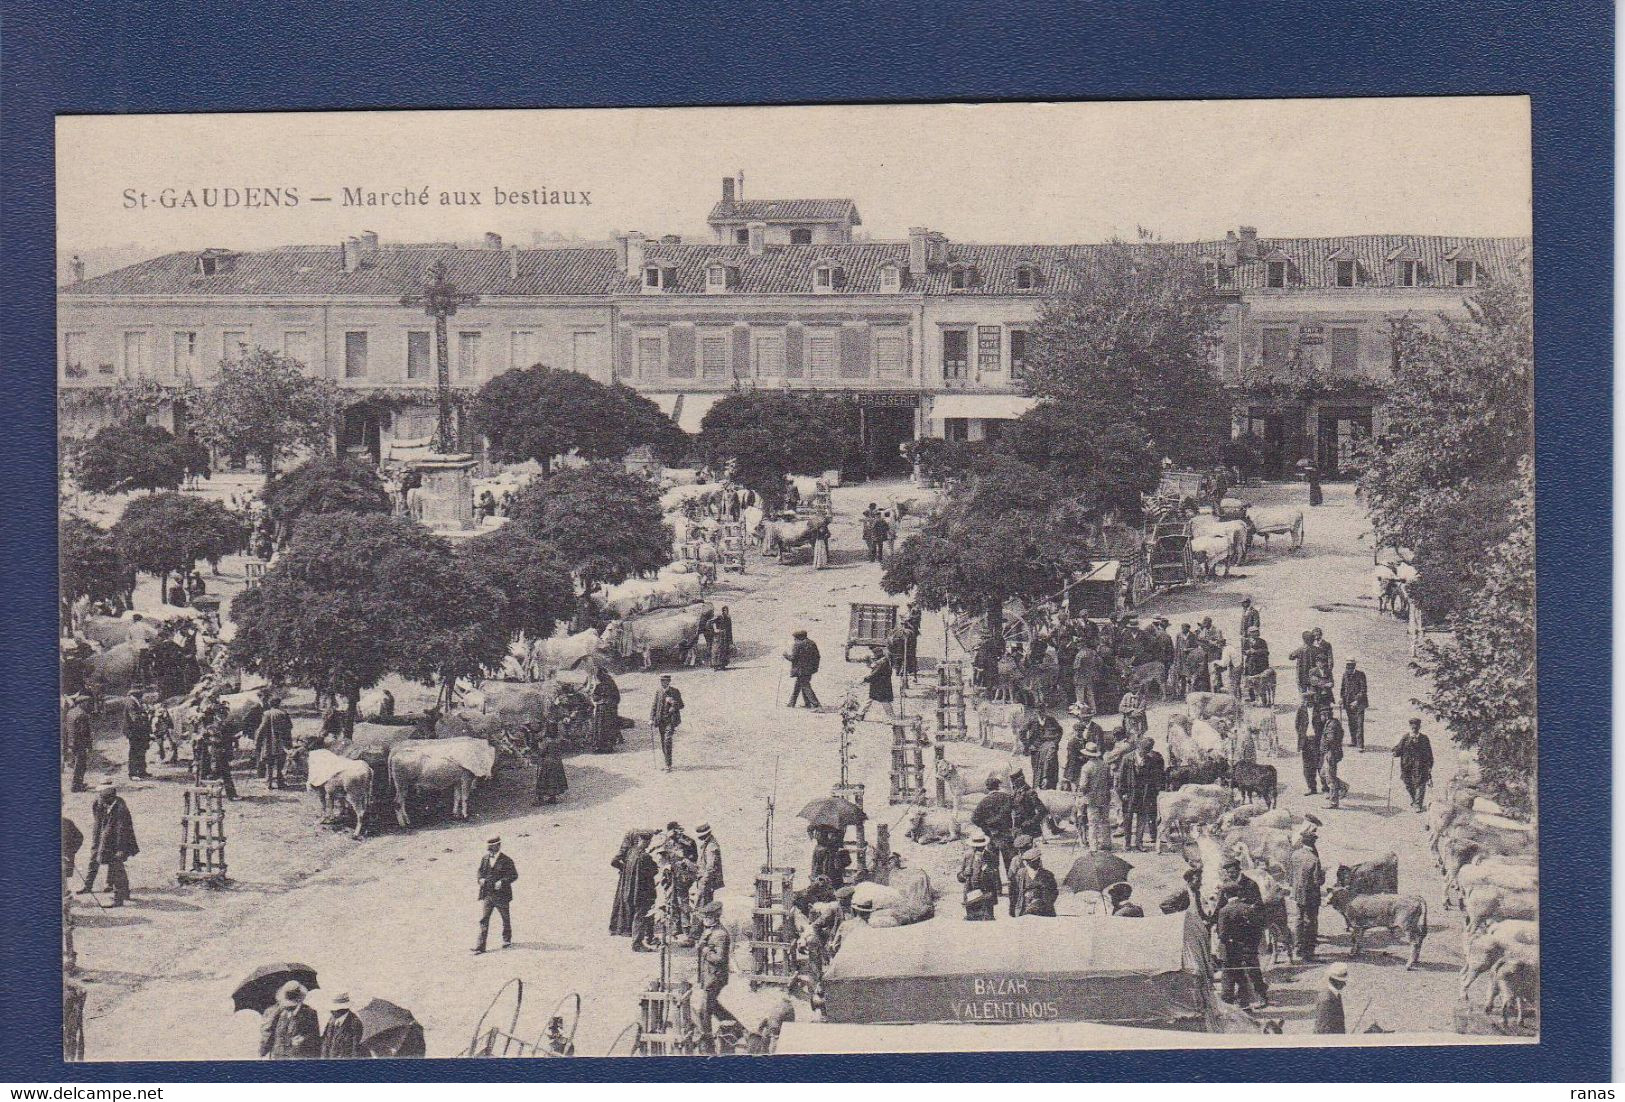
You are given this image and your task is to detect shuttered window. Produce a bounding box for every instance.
[1260,327,1290,369]
[638,335,664,377]
[123,331,149,375]
[344,331,368,378]
[406,332,431,380]
[699,333,729,378]
[752,331,785,378]
[942,329,969,380]
[173,331,199,376]
[808,331,838,378]
[457,331,482,378]
[1330,327,1359,375]
[874,331,907,379]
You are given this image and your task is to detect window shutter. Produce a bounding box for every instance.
[784,324,804,378]
[840,325,869,378]
[667,325,695,378]
[732,327,750,377]
[618,327,635,378]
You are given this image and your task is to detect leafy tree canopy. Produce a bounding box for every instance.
[189,349,343,481]
[506,464,671,589]
[262,456,393,538]
[1002,401,1162,518]
[470,365,683,473]
[60,515,130,609]
[111,492,243,584]
[697,391,858,507]
[459,525,577,643]
[73,420,190,495]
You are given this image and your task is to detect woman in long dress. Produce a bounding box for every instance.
[533,729,568,804]
[610,830,658,947]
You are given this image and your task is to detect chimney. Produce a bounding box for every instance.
[483,232,503,250]
[1238,226,1259,261]
[70,255,85,283]
[341,236,361,272]
[1223,230,1240,268]
[722,176,735,205]
[736,170,745,201]
[928,231,949,266]
[908,227,930,278]
[618,231,647,279]
[747,221,766,256]
[508,245,520,281]
[662,234,681,245]
[359,230,379,257]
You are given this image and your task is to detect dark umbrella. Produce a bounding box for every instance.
[798,796,866,830]
[232,963,319,1014]
[356,997,425,1058]
[1062,852,1134,894]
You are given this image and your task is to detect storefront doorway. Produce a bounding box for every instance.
[342,408,383,466]
[858,403,917,477]
[1316,406,1373,479]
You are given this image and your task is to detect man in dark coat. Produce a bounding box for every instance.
[260,982,320,1059]
[1290,826,1325,962]
[121,688,151,779]
[1008,772,1048,844]
[1062,705,1104,789]
[1117,737,1165,851]
[710,606,734,670]
[1215,896,1267,1009]
[971,777,1017,875]
[1013,848,1058,917]
[78,782,138,905]
[957,832,1001,920]
[591,667,622,752]
[1019,711,1064,791]
[695,901,740,1051]
[1339,659,1369,751]
[1314,964,1349,1033]
[254,695,293,789]
[1288,631,1318,693]
[320,993,364,1059]
[473,836,519,953]
[860,647,895,719]
[611,831,658,947]
[1309,627,1334,672]
[64,695,92,792]
[649,675,684,771]
[200,710,240,800]
[1320,713,1346,809]
[785,630,821,709]
[1394,717,1435,811]
[1239,597,1261,647]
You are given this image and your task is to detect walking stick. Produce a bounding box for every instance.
[775,669,785,708]
[1349,994,1374,1035]
[1385,755,1395,813]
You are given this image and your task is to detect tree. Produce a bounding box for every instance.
[229,514,507,722]
[697,391,858,507]
[506,464,671,589]
[615,384,690,466]
[111,492,244,597]
[460,525,578,643]
[1019,238,1228,505]
[470,365,683,474]
[189,349,344,483]
[261,457,393,544]
[72,420,190,495]
[882,453,1095,640]
[1358,278,1534,618]
[59,515,131,626]
[1416,459,1536,813]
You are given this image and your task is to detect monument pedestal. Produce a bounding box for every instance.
[412,453,476,532]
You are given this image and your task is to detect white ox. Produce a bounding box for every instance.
[602,602,711,669]
[592,570,704,619]
[1190,514,1250,566]
[524,628,609,680]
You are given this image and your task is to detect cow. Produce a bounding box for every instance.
[1189,533,1235,578]
[79,615,163,650]
[1166,758,1231,791]
[600,603,711,669]
[1245,868,1295,964]
[1231,762,1278,808]
[1461,918,1538,1001]
[1189,514,1250,565]
[1454,856,1539,910]
[1187,691,1244,724]
[1325,887,1429,969]
[84,641,149,699]
[1031,788,1083,838]
[902,807,962,845]
[1488,957,1539,1028]
[850,869,934,928]
[305,749,375,839]
[1244,506,1305,552]
[592,571,704,619]
[387,737,495,828]
[1438,825,1536,895]
[760,516,830,558]
[526,628,608,681]
[1165,714,1198,767]
[1156,783,1231,853]
[1335,852,1400,897]
[1223,825,1296,881]
[1461,884,1538,938]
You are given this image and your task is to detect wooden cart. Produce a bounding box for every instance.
[845,602,899,662]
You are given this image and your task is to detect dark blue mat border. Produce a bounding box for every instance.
[1,0,1611,1083]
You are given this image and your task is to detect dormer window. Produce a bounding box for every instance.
[199,256,219,276]
[878,263,902,293]
[643,266,661,288]
[1335,260,1356,287]
[1202,257,1232,289]
[735,228,750,245]
[705,264,738,294]
[196,250,233,276]
[1014,264,1037,290]
[948,264,974,290]
[1399,260,1422,287]
[642,265,677,292]
[812,263,844,294]
[1266,260,1287,289]
[1454,259,1477,287]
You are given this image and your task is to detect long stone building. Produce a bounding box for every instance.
[58,175,1530,479]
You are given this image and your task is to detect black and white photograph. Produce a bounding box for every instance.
[54,98,1537,1060]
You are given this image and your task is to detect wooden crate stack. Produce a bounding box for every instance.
[935,661,969,741]
[887,716,931,805]
[747,866,797,990]
[634,981,696,1056]
[178,784,228,886]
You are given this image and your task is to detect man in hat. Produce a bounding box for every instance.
[1009,771,1048,847]
[1062,704,1104,790]
[1319,711,1346,809]
[957,831,1001,921]
[121,687,151,779]
[1314,963,1349,1033]
[1071,644,1101,714]
[860,646,895,719]
[649,675,684,771]
[254,694,293,789]
[1243,631,1271,703]
[79,781,138,905]
[260,981,319,1059]
[695,822,724,916]
[1013,848,1058,917]
[1290,825,1325,962]
[1119,685,1148,742]
[1340,659,1369,751]
[1077,744,1114,852]
[1289,631,1318,693]
[1239,597,1261,647]
[1117,736,1165,852]
[1215,894,1267,1010]
[320,992,363,1059]
[473,836,519,953]
[1213,856,1263,913]
[1005,834,1035,916]
[695,900,740,1051]
[1018,710,1064,791]
[785,630,822,709]
[970,776,1017,875]
[1309,627,1334,673]
[63,694,93,792]
[1393,718,1435,811]
[1297,700,1322,795]
[711,605,734,670]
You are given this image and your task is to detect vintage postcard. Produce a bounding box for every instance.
[55,98,1535,1060]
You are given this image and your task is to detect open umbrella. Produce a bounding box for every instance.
[798,796,865,830]
[232,963,319,1014]
[1062,852,1134,895]
[356,997,425,1058]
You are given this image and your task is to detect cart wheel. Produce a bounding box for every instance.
[534,991,581,1056]
[606,1022,642,1057]
[467,977,524,1057]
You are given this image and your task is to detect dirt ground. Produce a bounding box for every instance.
[65,476,1488,1060]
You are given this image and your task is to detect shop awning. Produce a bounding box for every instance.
[929,393,1038,421]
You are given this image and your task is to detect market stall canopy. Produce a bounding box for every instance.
[928,393,1037,422]
[821,912,1214,1029]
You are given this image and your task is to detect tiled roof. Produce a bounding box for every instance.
[63,245,626,297]
[705,198,861,225]
[64,234,1529,298]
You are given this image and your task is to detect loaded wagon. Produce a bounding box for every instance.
[845,603,899,662]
